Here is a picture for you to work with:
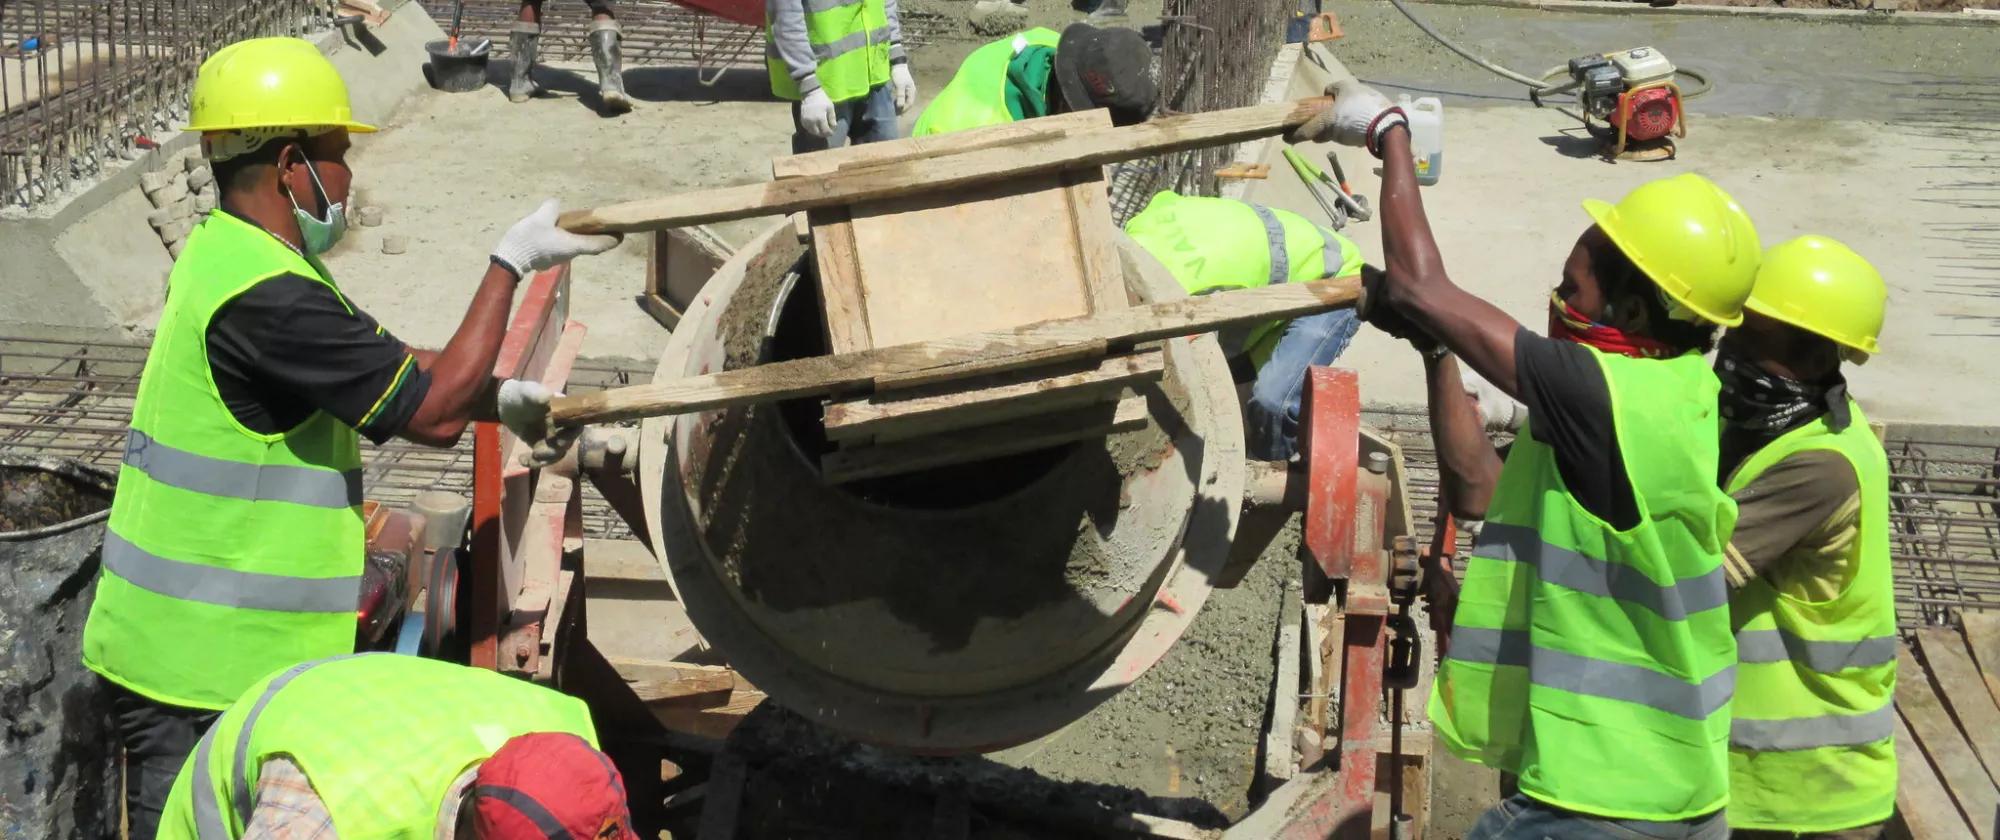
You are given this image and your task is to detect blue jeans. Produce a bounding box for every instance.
[790,82,902,154]
[1468,795,1729,840]
[1245,309,1360,460]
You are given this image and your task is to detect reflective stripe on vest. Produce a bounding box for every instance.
[102,531,361,613]
[765,25,892,64]
[1731,705,1895,751]
[1474,523,1729,621]
[1735,628,1897,672]
[191,656,353,840]
[1246,203,1289,287]
[125,429,360,509]
[765,0,891,101]
[1450,627,1735,720]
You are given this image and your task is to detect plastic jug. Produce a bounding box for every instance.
[1399,95,1443,186]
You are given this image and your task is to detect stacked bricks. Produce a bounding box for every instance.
[141,149,217,259]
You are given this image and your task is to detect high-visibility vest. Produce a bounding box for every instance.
[81,210,366,711]
[911,27,1061,136]
[1724,397,1897,833]
[158,654,600,840]
[1429,349,1738,821]
[766,0,892,103]
[1125,191,1364,366]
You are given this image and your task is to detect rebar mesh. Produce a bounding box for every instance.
[1108,0,1296,224]
[0,0,322,209]
[414,0,946,66]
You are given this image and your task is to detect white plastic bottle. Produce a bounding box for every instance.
[1399,95,1443,186]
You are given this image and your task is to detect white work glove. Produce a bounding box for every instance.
[798,88,838,139]
[890,63,917,115]
[1460,368,1526,434]
[491,199,622,279]
[1288,79,1405,155]
[496,379,583,467]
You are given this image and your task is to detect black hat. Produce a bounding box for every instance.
[1053,23,1156,127]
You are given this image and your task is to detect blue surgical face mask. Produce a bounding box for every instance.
[285,150,347,256]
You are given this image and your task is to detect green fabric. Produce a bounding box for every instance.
[1003,45,1056,121]
[1724,398,1897,833]
[765,0,891,101]
[913,28,1062,136]
[1428,350,1739,821]
[1123,191,1364,367]
[158,655,600,840]
[82,210,365,711]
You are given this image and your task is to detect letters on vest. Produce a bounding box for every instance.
[81,210,365,711]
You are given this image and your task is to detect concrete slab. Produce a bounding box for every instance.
[1235,18,2000,426]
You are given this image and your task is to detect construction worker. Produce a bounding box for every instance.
[79,38,616,839]
[913,23,1155,136]
[767,0,916,152]
[1125,191,1364,460]
[1719,237,1896,839]
[1294,80,1758,837]
[157,654,635,840]
[508,0,631,113]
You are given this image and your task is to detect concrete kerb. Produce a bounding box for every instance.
[0,4,444,341]
[1409,0,2000,27]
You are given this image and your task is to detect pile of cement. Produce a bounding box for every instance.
[0,459,118,840]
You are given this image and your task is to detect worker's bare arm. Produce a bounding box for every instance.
[1375,127,1522,395]
[398,263,517,447]
[1425,354,1502,518]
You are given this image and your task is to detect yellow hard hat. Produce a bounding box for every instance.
[1745,235,1885,356]
[1582,173,1761,327]
[186,37,376,134]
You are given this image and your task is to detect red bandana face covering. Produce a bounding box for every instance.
[1547,291,1676,359]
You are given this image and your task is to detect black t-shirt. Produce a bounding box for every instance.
[203,222,429,445]
[1510,327,1640,530]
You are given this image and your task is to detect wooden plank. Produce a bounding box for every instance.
[652,691,766,741]
[1061,167,1129,314]
[549,275,1362,426]
[821,396,1149,484]
[1898,644,2000,839]
[1920,627,2000,782]
[1895,710,1978,840]
[771,111,1105,179]
[1960,612,2000,713]
[626,669,735,707]
[557,97,1332,234]
[840,172,1103,348]
[1264,586,1304,787]
[809,206,873,354]
[823,347,1164,444]
[872,338,1106,392]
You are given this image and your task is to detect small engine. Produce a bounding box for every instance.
[1564,46,1684,159]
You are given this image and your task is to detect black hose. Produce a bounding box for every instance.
[1384,0,1714,101]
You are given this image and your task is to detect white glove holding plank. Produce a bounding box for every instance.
[1287,79,1406,153]
[492,199,622,279]
[497,379,583,467]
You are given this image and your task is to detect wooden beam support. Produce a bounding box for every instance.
[821,396,1149,484]
[556,98,1331,234]
[1918,627,2000,782]
[1897,644,2000,839]
[823,347,1164,444]
[549,276,1361,427]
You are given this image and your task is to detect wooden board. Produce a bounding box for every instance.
[557,97,1330,234]
[1919,627,2000,783]
[550,275,1362,426]
[806,205,873,353]
[821,396,1149,484]
[823,347,1165,444]
[1895,711,1977,840]
[1898,644,2000,839]
[640,226,733,331]
[1960,612,2000,713]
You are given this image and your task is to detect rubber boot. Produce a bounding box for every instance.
[508,22,541,103]
[589,20,632,113]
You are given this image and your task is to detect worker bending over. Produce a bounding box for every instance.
[158,655,634,840]
[913,23,1154,136]
[1296,81,1758,837]
[767,0,916,151]
[80,38,616,838]
[1125,191,1364,460]
[1719,237,1896,839]
[509,0,631,113]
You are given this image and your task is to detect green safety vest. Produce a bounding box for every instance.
[1429,349,1738,821]
[766,0,892,102]
[1724,398,1897,833]
[82,210,366,711]
[912,28,1062,136]
[158,654,600,840]
[1124,191,1363,367]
